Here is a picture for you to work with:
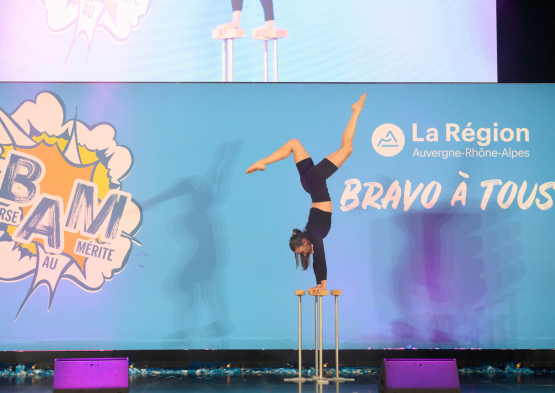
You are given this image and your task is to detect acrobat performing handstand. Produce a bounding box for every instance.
[245,93,366,294]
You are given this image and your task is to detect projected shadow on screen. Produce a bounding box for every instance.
[388,203,483,347]
[143,140,243,348]
[365,175,524,348]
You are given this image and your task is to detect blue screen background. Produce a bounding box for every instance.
[0,83,553,350]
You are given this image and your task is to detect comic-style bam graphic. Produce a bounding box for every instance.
[40,0,152,70]
[0,92,142,319]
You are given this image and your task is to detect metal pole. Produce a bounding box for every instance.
[319,295,323,379]
[329,292,354,383]
[273,38,278,82]
[229,39,234,82]
[285,292,308,383]
[222,40,227,82]
[335,295,339,378]
[298,295,302,377]
[264,40,269,82]
[315,296,318,378]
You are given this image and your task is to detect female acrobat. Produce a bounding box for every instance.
[245,93,366,294]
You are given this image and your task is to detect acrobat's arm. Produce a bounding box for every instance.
[308,238,327,294]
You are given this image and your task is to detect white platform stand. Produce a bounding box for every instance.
[253,29,288,82]
[284,289,354,386]
[212,28,246,82]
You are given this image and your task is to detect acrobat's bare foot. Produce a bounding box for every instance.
[252,20,275,39]
[351,92,366,113]
[245,160,266,174]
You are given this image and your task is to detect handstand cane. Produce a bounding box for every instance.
[329,290,354,382]
[284,290,310,382]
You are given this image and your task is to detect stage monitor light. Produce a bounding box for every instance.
[53,358,129,393]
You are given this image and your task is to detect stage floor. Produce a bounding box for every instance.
[3,373,555,392]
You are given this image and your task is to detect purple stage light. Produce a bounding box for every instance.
[54,358,129,393]
[380,359,460,392]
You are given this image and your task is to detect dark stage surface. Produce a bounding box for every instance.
[3,373,555,393]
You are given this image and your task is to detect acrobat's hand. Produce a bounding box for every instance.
[252,20,275,39]
[308,286,323,295]
[308,280,327,295]
[245,160,266,174]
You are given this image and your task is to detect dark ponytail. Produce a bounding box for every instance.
[289,228,310,270]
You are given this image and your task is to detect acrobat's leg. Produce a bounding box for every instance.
[325,93,366,169]
[290,139,311,164]
[246,139,310,174]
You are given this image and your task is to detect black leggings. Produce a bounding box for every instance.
[232,0,275,21]
[296,158,338,203]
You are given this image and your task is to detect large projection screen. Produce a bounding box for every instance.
[0,1,497,82]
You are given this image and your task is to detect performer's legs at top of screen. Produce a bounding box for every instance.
[215,0,243,36]
[259,0,274,22]
[253,0,276,39]
[215,0,277,38]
